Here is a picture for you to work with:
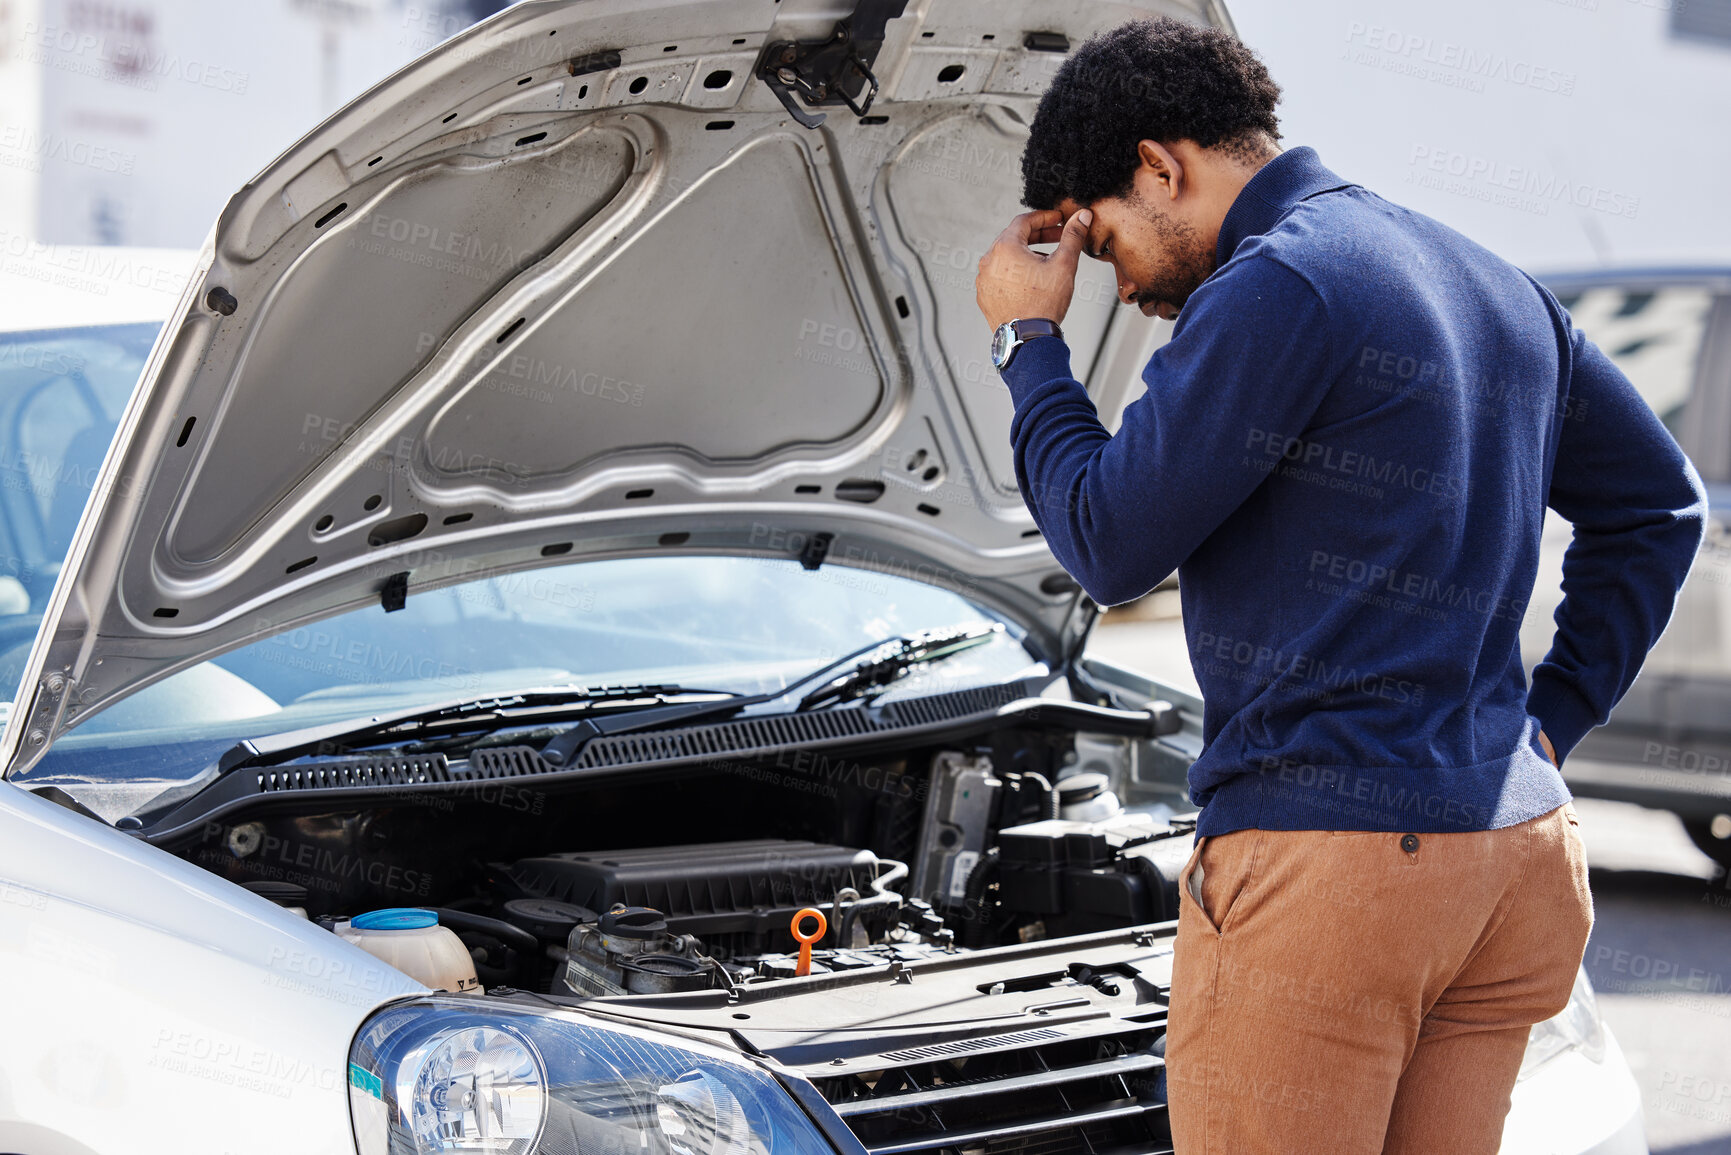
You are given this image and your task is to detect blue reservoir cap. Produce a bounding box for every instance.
[350,907,438,931]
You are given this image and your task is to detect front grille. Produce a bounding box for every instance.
[811,1020,1170,1155]
[881,1028,1065,1064]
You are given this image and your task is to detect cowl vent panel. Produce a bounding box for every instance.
[256,752,449,793]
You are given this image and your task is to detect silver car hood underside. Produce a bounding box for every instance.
[2,0,1222,777]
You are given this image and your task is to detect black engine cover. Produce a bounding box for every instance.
[508,839,881,951]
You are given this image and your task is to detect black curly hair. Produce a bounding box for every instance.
[1022,18,1282,210]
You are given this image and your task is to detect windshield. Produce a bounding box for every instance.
[18,555,1034,793]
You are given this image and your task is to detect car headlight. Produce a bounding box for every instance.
[348,996,833,1155]
[1517,966,1606,1081]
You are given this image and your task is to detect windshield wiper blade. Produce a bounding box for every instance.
[795,622,1004,711]
[217,623,1010,777]
[215,683,737,773]
[534,622,1013,763]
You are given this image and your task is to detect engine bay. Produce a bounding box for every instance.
[159,712,1198,1000]
[126,679,1202,1152]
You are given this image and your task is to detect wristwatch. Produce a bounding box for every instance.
[990,318,1063,372]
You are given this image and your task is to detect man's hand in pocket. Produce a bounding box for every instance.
[1539,730,1560,768]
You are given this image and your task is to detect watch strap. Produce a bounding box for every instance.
[1010,318,1063,343]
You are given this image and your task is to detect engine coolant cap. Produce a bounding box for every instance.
[351,907,439,931]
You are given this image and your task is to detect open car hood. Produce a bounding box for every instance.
[2,0,1226,777]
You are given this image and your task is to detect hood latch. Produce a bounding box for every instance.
[757,0,909,129]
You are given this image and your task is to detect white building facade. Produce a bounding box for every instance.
[0,0,493,248]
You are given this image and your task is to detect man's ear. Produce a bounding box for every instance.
[1135,139,1183,202]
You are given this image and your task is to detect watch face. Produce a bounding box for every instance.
[991,322,1013,370]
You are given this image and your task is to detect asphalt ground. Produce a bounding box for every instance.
[1090,608,1731,1154]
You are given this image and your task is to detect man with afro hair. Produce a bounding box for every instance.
[976,15,1701,1153]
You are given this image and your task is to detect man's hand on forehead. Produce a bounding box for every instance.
[975,207,1093,333]
[1052,200,1107,253]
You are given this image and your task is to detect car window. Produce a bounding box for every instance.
[1552,285,1713,438]
[0,323,160,611]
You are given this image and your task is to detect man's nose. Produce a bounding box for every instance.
[1117,276,1137,305]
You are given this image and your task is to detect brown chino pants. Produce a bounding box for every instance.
[1166,803,1593,1153]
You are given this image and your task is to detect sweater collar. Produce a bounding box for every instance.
[1214,146,1356,268]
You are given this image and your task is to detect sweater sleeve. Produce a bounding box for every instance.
[1527,325,1707,760]
[998,256,1338,607]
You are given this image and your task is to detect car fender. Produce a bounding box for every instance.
[0,783,422,1155]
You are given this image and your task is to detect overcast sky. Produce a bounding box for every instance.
[1223,0,1729,274]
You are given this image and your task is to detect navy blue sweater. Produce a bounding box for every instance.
[1001,147,1706,835]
